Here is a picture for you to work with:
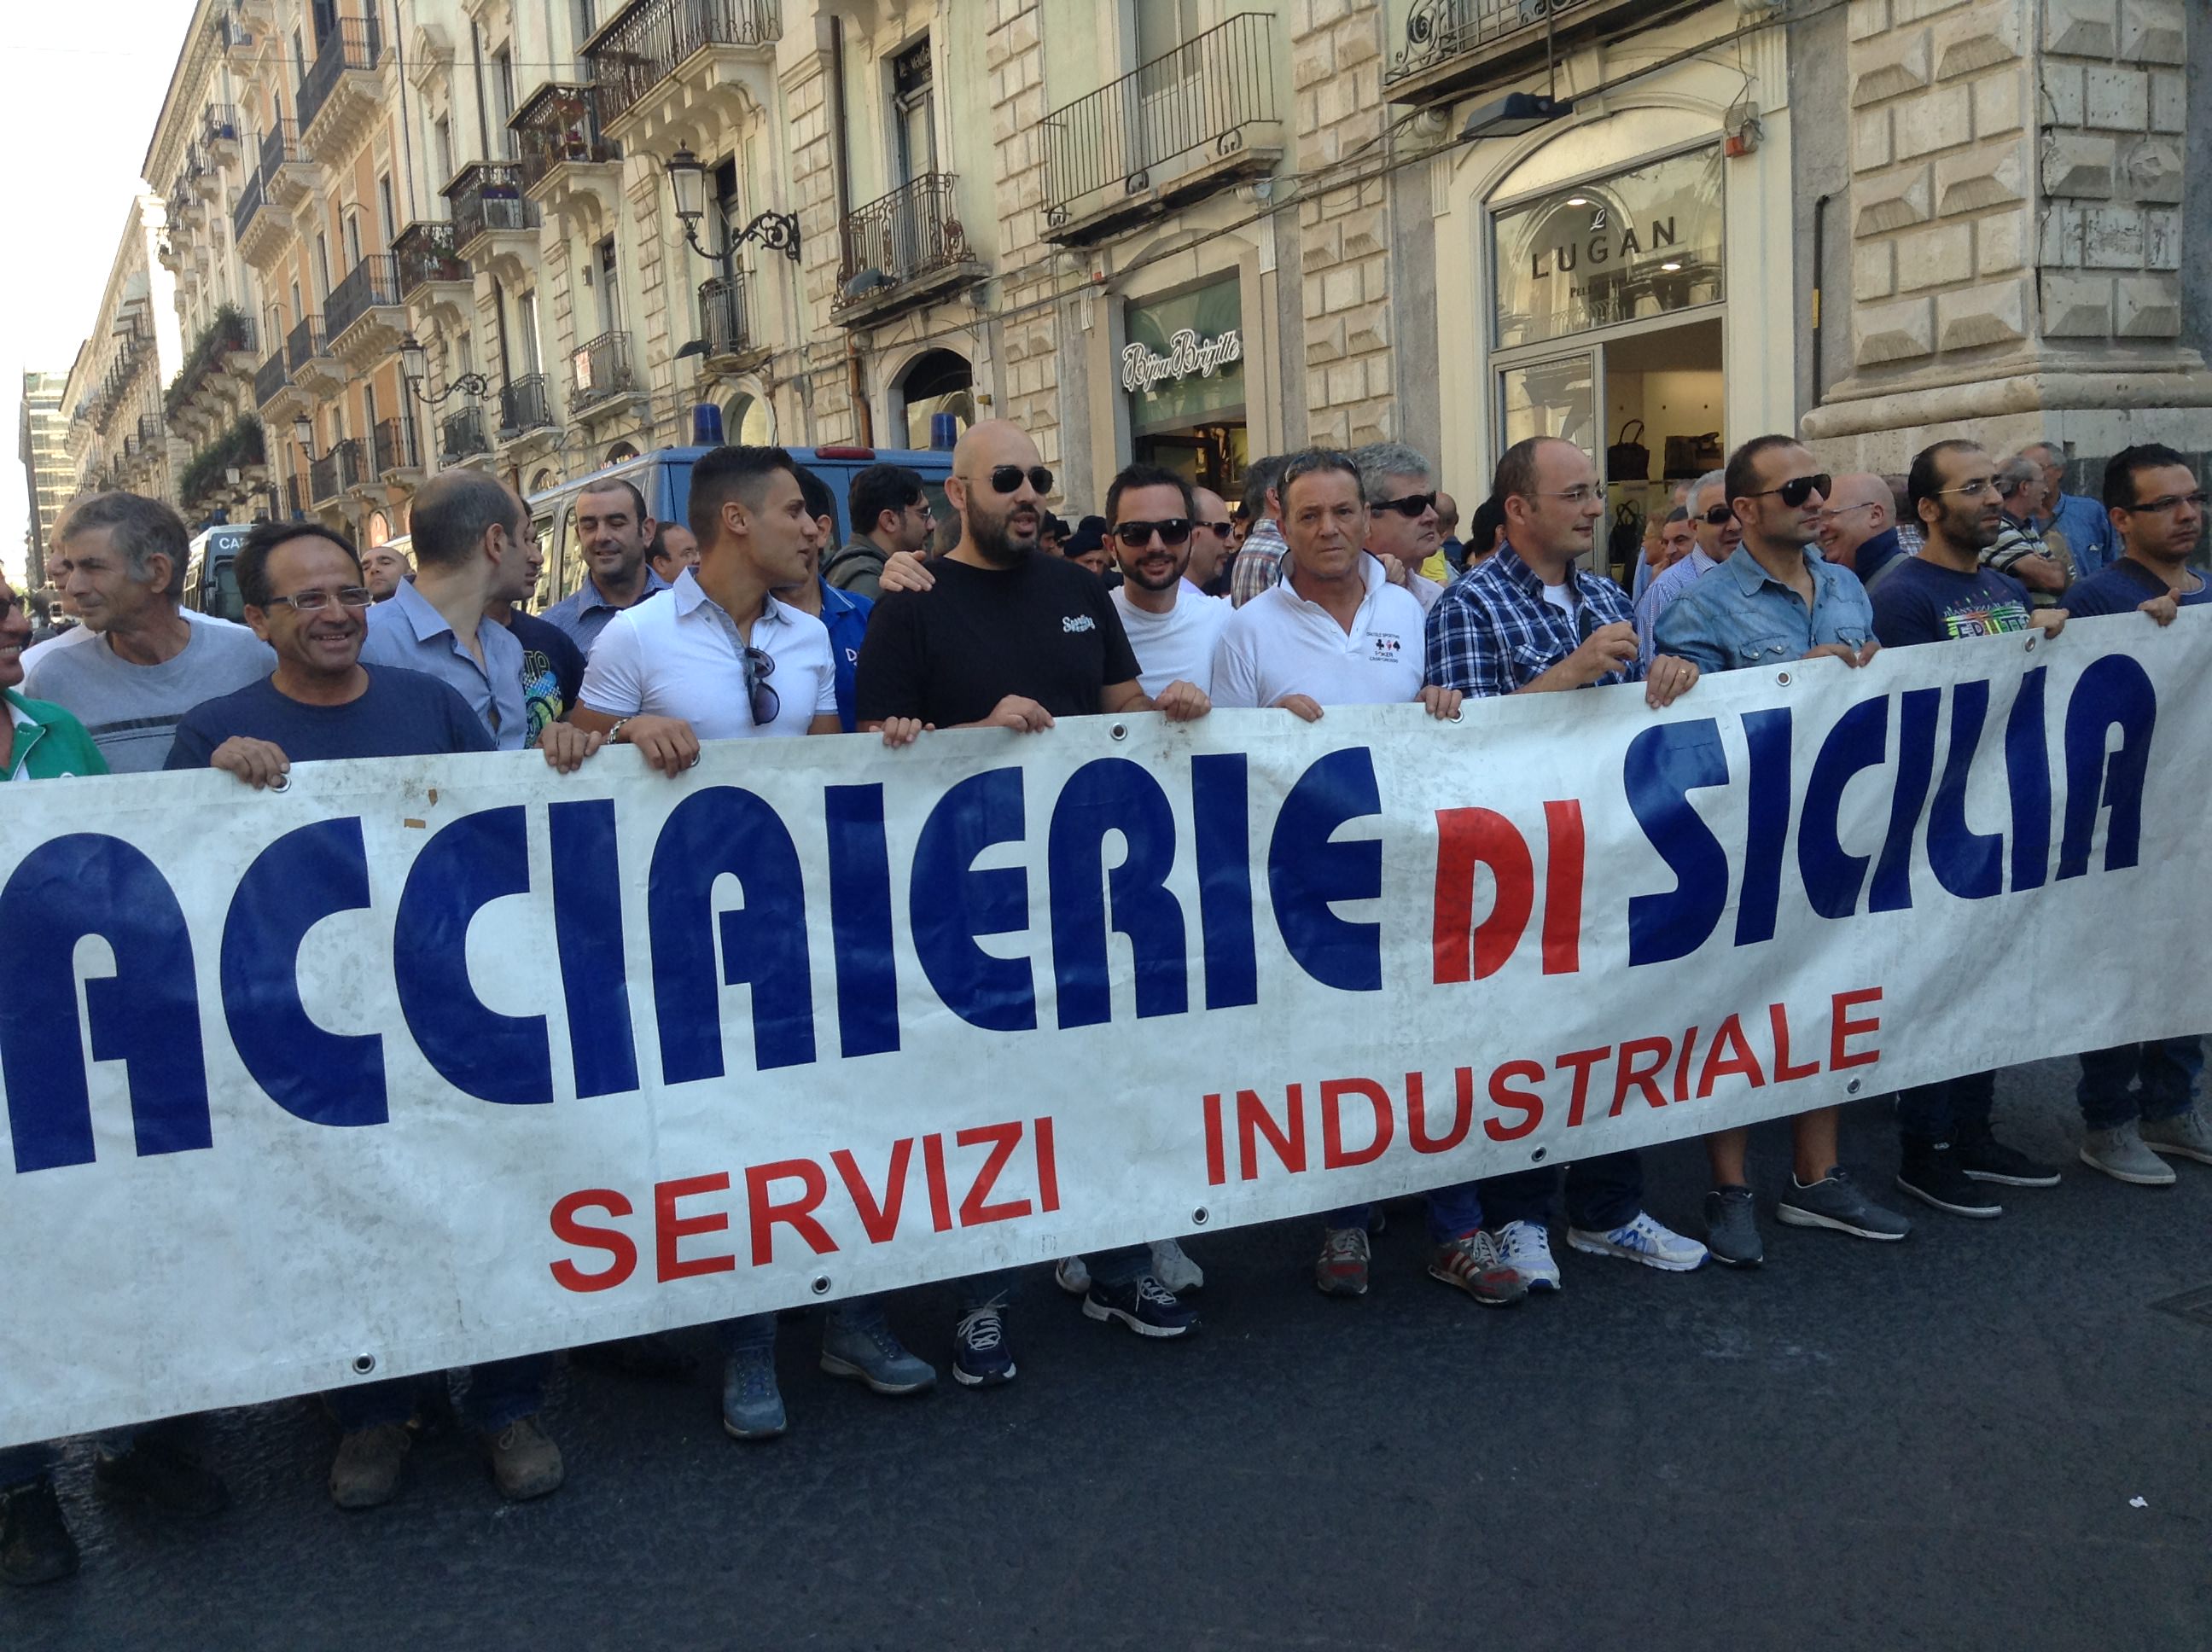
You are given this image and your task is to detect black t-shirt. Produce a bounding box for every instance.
[505,608,587,747]
[164,666,498,769]
[854,554,1142,727]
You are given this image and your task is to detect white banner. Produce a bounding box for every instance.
[0,614,2202,1446]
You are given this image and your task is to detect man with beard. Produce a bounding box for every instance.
[1186,485,1236,596]
[1104,463,1231,696]
[1872,439,2066,1218]
[855,421,1210,1382]
[361,542,412,602]
[539,479,667,652]
[1635,468,1738,660]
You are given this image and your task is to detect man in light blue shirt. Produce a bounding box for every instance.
[2022,439,2116,576]
[1635,469,1735,660]
[538,478,669,652]
[360,469,533,749]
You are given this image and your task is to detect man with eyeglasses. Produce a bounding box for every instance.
[1634,468,1738,661]
[857,420,1209,1379]
[2059,443,2212,1185]
[1811,474,1903,584]
[1424,435,1708,1291]
[2020,439,2117,577]
[827,463,934,601]
[1871,439,2067,1218]
[1654,436,1913,1265]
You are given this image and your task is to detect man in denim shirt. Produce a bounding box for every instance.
[1654,436,1913,1266]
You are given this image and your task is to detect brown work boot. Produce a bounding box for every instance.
[328,1423,411,1510]
[482,1416,564,1501]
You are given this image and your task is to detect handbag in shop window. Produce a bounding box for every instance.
[1606,419,1650,484]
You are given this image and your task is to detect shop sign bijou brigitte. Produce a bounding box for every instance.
[1121,327,1244,393]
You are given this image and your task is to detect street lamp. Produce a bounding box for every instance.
[399,334,490,404]
[292,416,313,450]
[662,146,800,270]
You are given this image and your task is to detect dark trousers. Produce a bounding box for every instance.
[1896,1070,1997,1143]
[326,1355,550,1435]
[1478,1151,1644,1232]
[2078,1038,2204,1130]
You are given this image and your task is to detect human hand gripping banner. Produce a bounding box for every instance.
[0,614,2201,1445]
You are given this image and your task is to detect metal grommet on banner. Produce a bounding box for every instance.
[268,771,291,794]
[1530,1147,1547,1163]
[810,1275,831,1296]
[1775,671,1792,688]
[351,1353,376,1376]
[1108,722,1128,742]
[1191,1207,1209,1226]
[2024,635,2039,653]
[1848,1079,1862,1095]
[1447,708,1464,724]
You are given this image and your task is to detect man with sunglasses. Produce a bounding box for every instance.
[1103,463,1233,699]
[1654,437,1912,1265]
[1634,469,1738,661]
[1187,486,1236,596]
[1871,439,2066,1218]
[1353,441,1448,611]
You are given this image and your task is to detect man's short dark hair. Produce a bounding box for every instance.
[2104,443,2193,511]
[1471,493,1506,550]
[649,521,688,561]
[1724,434,1805,508]
[55,491,190,597]
[1243,454,1287,518]
[1907,439,1987,519]
[1664,506,1690,526]
[1103,462,1196,525]
[793,462,836,527]
[578,476,649,522]
[236,520,362,610]
[413,468,524,567]
[690,445,798,543]
[847,463,925,538]
[1275,448,1362,511]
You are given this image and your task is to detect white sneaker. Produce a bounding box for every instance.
[1149,1238,1204,1293]
[1566,1211,1708,1272]
[1053,1256,1091,1295]
[1494,1219,1562,1292]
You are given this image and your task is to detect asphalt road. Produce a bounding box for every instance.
[6,1056,2209,1651]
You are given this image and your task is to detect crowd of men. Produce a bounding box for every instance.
[1,416,2204,1587]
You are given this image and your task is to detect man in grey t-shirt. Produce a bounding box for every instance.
[21,493,274,773]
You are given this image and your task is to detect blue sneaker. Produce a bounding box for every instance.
[952,1302,1016,1387]
[819,1317,937,1395]
[719,1346,786,1440]
[1083,1273,1199,1338]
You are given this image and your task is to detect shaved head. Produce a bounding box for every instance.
[948,419,1051,568]
[1814,471,1894,567]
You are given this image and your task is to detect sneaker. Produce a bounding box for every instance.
[1426,1230,1528,1305]
[1895,1140,2002,1218]
[2142,1107,2212,1166]
[1953,1127,2061,1187]
[1314,1226,1371,1297]
[1083,1273,1199,1338]
[1776,1168,1913,1240]
[2081,1121,2179,1186]
[481,1416,563,1501]
[720,1345,788,1438]
[952,1303,1016,1387]
[1567,1211,1708,1271]
[1703,1186,1764,1267]
[91,1435,230,1517]
[0,1480,78,1587]
[328,1422,412,1510]
[1053,1256,1091,1295]
[1494,1219,1562,1292]
[1150,1237,1205,1293]
[819,1318,937,1395]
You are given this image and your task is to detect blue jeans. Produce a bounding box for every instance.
[326,1356,549,1434]
[0,1442,54,1487]
[719,1294,905,1353]
[1329,1182,1487,1245]
[1895,1070,1997,1142]
[2078,1038,2204,1130]
[1479,1151,1644,1232]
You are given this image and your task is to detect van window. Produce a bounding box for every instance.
[531,514,556,609]
[207,560,245,623]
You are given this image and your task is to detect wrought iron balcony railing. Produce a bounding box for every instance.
[373,416,417,474]
[440,403,491,462]
[393,221,469,294]
[1384,0,1660,102]
[298,11,382,137]
[698,273,753,357]
[285,317,328,376]
[254,347,289,407]
[445,162,537,250]
[499,373,555,436]
[201,102,241,147]
[835,173,975,310]
[511,83,618,195]
[309,449,341,503]
[231,165,271,241]
[567,332,636,412]
[584,0,781,130]
[324,252,402,342]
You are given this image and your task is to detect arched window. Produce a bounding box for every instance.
[604,441,640,463]
[895,350,973,451]
[722,393,774,445]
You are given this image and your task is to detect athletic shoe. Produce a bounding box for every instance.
[0,1480,78,1587]
[1895,1140,2002,1218]
[328,1422,412,1510]
[481,1416,563,1501]
[1566,1211,1708,1271]
[1314,1226,1371,1297]
[1953,1127,2061,1187]
[1150,1237,1205,1293]
[1494,1219,1562,1292]
[2081,1122,2179,1186]
[952,1303,1016,1387]
[1083,1274,1199,1338]
[819,1318,937,1395]
[1703,1186,1763,1267]
[720,1346,787,1438]
[1053,1256,1091,1295]
[1426,1231,1528,1305]
[2142,1107,2212,1166]
[1775,1168,1913,1240]
[90,1435,230,1517]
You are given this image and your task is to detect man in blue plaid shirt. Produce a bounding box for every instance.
[1423,434,1707,1292]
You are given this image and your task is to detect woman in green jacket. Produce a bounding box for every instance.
[3,573,106,782]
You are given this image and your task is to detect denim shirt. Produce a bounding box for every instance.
[1652,544,1875,675]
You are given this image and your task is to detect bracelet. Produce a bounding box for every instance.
[607,718,631,744]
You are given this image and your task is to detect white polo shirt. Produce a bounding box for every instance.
[1111,585,1232,697]
[1211,553,1427,709]
[579,568,837,740]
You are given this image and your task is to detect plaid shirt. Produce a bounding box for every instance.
[1229,517,1288,608]
[1423,542,1644,698]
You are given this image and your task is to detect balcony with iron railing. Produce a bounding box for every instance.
[444,163,538,260]
[566,332,637,416]
[698,273,756,361]
[324,252,405,360]
[201,102,242,154]
[393,221,469,297]
[440,403,491,463]
[1382,0,1684,107]
[309,447,343,505]
[1039,12,1283,245]
[254,346,290,408]
[285,316,329,381]
[337,435,372,493]
[297,11,383,148]
[286,472,306,518]
[834,173,983,324]
[583,0,782,135]
[510,82,620,201]
[372,416,419,478]
[260,118,315,209]
[498,373,556,439]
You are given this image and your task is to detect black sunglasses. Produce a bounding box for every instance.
[1701,504,1736,526]
[1375,492,1438,518]
[1110,518,1192,548]
[1198,520,1233,537]
[963,464,1054,496]
[1745,474,1833,509]
[742,644,780,728]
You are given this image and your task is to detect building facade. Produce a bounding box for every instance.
[78,0,2205,558]
[18,373,72,594]
[59,197,182,530]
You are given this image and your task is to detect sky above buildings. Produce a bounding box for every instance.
[2,1,188,583]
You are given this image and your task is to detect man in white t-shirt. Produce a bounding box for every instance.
[1104,462,1231,697]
